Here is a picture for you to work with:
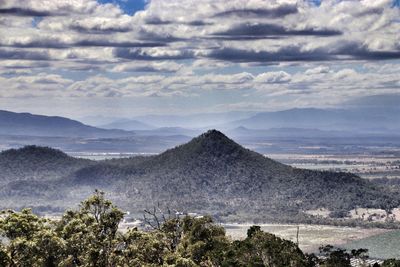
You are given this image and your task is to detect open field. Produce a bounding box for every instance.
[224,223,389,255]
[343,230,400,259]
[269,153,400,179]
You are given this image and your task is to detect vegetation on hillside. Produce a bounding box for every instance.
[0,130,399,225]
[1,191,398,267]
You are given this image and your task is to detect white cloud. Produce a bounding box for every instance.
[333,68,359,80]
[0,0,399,114]
[255,71,291,84]
[111,61,183,73]
[305,66,330,75]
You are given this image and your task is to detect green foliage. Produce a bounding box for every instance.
[0,208,46,240]
[56,190,124,267]
[0,208,65,266]
[222,225,309,267]
[382,259,400,267]
[178,216,229,265]
[0,243,9,266]
[318,245,351,267]
[115,228,169,266]
[0,192,317,267]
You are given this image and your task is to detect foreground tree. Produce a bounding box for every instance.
[318,245,351,267]
[382,259,400,267]
[0,208,65,267]
[56,190,124,266]
[0,243,10,266]
[222,225,310,267]
[177,215,230,265]
[0,191,377,267]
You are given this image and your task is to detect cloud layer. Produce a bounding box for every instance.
[0,0,399,116]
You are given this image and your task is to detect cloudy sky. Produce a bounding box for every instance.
[0,0,399,119]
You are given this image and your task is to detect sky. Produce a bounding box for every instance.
[0,0,399,119]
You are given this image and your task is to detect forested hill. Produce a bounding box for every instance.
[0,130,398,222]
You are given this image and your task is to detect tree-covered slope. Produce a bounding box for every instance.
[0,130,398,222]
[111,130,397,219]
[0,146,90,182]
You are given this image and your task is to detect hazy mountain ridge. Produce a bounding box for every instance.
[0,130,398,223]
[79,105,400,137]
[226,108,400,133]
[99,119,155,131]
[0,110,136,138]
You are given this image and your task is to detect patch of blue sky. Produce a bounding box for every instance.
[308,0,321,6]
[97,0,146,15]
[31,17,43,28]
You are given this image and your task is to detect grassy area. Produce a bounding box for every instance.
[224,223,389,254]
[343,230,400,259]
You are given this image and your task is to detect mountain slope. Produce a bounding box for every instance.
[113,130,394,218]
[0,130,397,222]
[0,145,91,183]
[0,110,135,137]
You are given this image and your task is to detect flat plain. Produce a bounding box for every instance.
[224,223,390,256]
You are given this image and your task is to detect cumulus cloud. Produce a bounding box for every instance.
[111,61,183,73]
[0,0,399,68]
[212,23,342,40]
[0,0,400,114]
[332,68,359,80]
[206,46,334,63]
[255,71,292,84]
[0,48,50,60]
[114,47,194,60]
[69,17,134,33]
[212,4,298,19]
[0,0,101,17]
[305,66,330,75]
[0,7,54,17]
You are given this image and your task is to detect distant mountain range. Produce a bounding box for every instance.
[85,94,400,134]
[126,111,256,129]
[99,119,155,131]
[226,126,356,138]
[0,110,135,138]
[2,107,400,155]
[224,108,400,133]
[0,130,397,223]
[2,105,400,140]
[132,127,202,137]
[89,107,400,136]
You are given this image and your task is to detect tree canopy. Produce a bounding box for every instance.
[0,191,398,266]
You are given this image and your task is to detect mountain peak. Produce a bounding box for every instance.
[158,129,250,161]
[194,129,240,149]
[198,129,228,140]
